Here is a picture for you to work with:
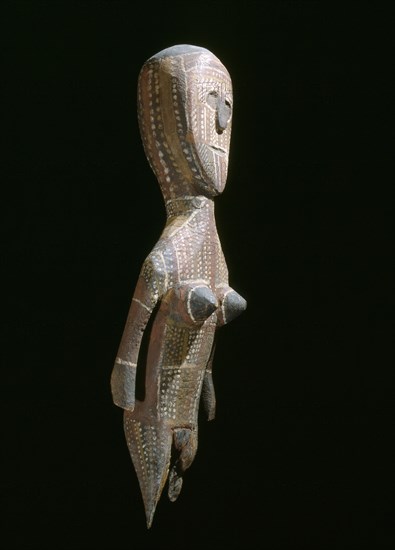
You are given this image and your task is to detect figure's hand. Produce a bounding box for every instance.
[111,357,137,410]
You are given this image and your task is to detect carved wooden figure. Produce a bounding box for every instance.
[111,44,246,528]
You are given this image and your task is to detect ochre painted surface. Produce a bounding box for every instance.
[111,45,246,527]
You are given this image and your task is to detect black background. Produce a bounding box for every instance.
[2,1,393,548]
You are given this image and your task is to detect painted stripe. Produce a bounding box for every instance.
[168,208,200,238]
[221,288,233,325]
[115,357,137,367]
[186,287,195,322]
[173,240,180,283]
[132,298,152,312]
[181,278,210,285]
[158,250,169,290]
[165,195,200,204]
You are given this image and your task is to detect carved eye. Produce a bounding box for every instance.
[225,99,232,109]
[207,90,218,108]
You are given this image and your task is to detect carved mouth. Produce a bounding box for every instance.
[208,144,227,156]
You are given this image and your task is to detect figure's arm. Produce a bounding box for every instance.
[110,256,165,410]
[202,342,216,421]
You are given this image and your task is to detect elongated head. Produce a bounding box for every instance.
[137,44,233,201]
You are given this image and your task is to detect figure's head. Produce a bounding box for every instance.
[137,44,233,201]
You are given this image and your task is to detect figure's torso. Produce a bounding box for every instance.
[130,203,226,425]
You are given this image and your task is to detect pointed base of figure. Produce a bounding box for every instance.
[124,413,199,527]
[124,412,173,528]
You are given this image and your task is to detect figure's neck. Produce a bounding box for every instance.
[165,195,215,220]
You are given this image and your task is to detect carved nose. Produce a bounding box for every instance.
[216,98,230,134]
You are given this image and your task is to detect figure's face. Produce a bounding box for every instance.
[137,48,233,201]
[187,60,233,195]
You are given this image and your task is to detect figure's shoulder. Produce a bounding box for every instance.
[142,248,165,279]
[141,242,179,295]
